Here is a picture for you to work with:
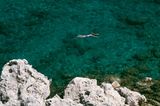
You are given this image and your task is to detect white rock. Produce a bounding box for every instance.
[0,59,50,106]
[112,81,121,88]
[101,83,126,105]
[0,59,147,106]
[145,77,152,82]
[64,77,126,106]
[46,95,83,106]
[116,87,147,106]
[64,77,97,102]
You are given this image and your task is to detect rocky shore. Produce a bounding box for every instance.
[0,59,147,106]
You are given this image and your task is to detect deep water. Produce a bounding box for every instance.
[0,0,160,96]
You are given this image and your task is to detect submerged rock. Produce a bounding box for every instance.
[0,59,147,106]
[136,77,153,88]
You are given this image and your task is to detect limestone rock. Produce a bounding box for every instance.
[0,59,50,106]
[116,87,147,106]
[46,95,83,106]
[112,81,121,88]
[101,83,126,106]
[64,77,126,106]
[0,59,147,106]
[136,77,153,88]
[64,77,97,102]
[144,77,152,82]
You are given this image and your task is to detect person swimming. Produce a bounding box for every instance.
[76,33,99,38]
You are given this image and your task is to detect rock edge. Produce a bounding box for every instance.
[0,59,146,106]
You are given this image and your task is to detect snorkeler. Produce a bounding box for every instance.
[76,33,99,38]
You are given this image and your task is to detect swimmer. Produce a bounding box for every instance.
[76,33,99,38]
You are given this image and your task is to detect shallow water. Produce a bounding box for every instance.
[0,0,160,96]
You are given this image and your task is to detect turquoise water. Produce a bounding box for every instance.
[0,0,160,94]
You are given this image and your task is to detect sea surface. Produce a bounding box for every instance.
[0,0,160,100]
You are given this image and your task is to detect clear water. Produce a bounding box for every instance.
[0,0,160,95]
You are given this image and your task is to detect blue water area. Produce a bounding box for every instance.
[0,0,160,91]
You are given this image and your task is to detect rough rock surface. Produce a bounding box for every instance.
[0,59,147,106]
[46,95,83,106]
[0,59,50,106]
[64,77,126,106]
[116,87,147,106]
[64,77,146,106]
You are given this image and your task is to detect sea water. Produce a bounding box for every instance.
[0,0,160,97]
